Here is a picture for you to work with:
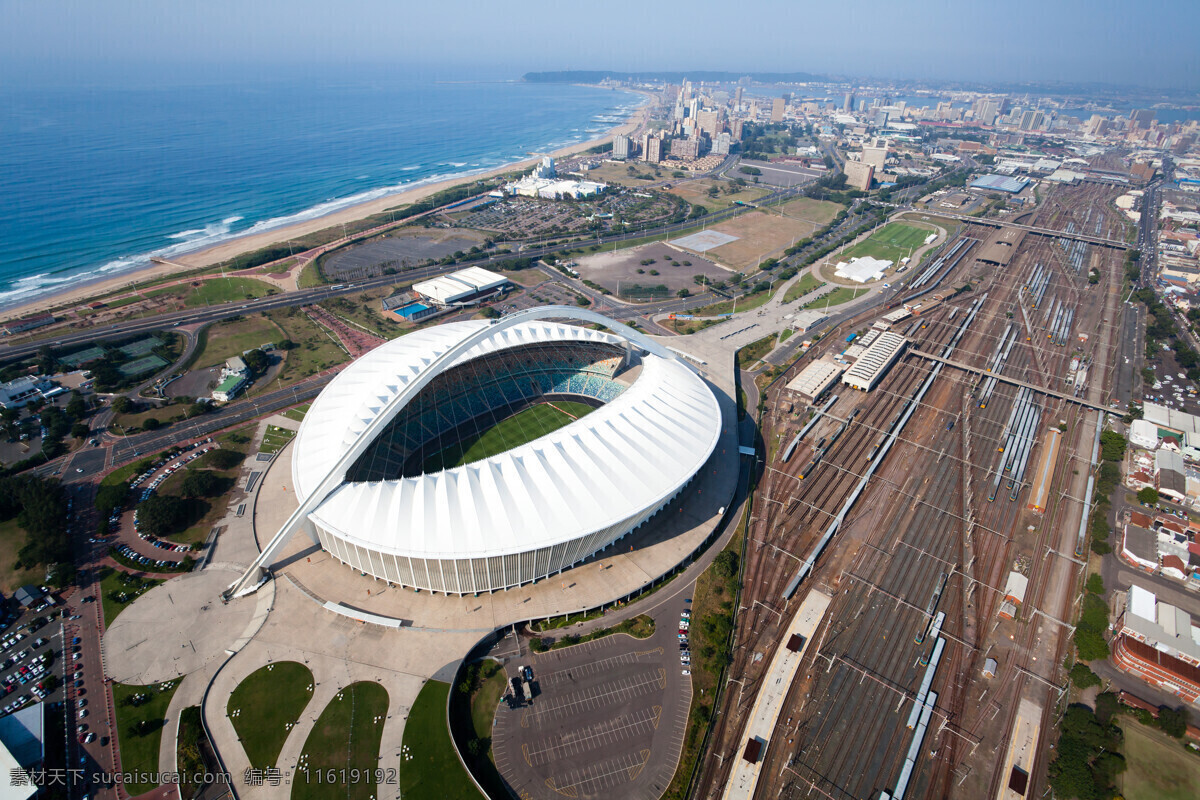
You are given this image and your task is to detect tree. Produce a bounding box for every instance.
[179,470,222,498]
[202,449,245,470]
[676,289,691,298]
[1136,487,1159,506]
[136,494,191,537]
[141,417,161,431]
[242,348,270,374]
[1099,430,1127,462]
[111,396,134,414]
[65,392,87,420]
[187,401,210,418]
[71,423,90,439]
[713,550,739,580]
[1068,663,1101,689]
[1085,574,1104,595]
[1157,706,1187,738]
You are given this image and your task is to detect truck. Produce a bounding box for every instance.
[522,680,533,704]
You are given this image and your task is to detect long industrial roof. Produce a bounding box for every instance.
[291,319,722,560]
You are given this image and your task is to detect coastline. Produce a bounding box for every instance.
[1,89,651,323]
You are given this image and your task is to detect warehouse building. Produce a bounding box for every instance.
[842,333,907,391]
[412,267,511,308]
[970,174,1031,194]
[786,359,844,402]
[976,228,1026,268]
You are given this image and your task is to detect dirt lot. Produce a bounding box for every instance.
[321,228,487,281]
[703,208,827,271]
[572,243,731,299]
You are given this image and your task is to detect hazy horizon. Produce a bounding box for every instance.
[1,0,1197,93]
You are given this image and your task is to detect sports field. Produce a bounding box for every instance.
[424,400,594,472]
[838,222,932,264]
[1119,719,1200,800]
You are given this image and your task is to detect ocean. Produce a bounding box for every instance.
[0,75,641,311]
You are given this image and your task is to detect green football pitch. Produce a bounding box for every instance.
[838,222,932,264]
[423,401,595,472]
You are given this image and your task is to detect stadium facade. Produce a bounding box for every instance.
[229,307,722,597]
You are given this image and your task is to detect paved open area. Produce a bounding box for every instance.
[102,567,265,684]
[492,607,692,800]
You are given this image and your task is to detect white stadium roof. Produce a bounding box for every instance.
[291,319,722,561]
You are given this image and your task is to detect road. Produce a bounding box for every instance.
[0,178,807,365]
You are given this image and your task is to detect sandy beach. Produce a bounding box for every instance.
[0,92,650,323]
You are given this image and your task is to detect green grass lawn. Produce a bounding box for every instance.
[264,310,351,384]
[401,680,483,800]
[470,669,507,742]
[260,425,297,454]
[112,680,181,794]
[803,286,868,310]
[298,261,325,289]
[183,277,274,307]
[837,222,931,264]
[0,517,41,595]
[1119,719,1200,800]
[293,682,389,800]
[192,315,280,370]
[281,403,311,422]
[423,401,594,472]
[737,334,779,370]
[688,287,773,317]
[228,662,314,769]
[782,272,825,304]
[99,567,161,626]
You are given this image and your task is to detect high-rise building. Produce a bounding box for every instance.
[843,160,874,191]
[1019,110,1044,131]
[612,134,630,160]
[843,92,855,112]
[733,86,743,108]
[1130,108,1156,129]
[771,97,786,122]
[642,133,663,164]
[861,141,888,171]
[670,136,702,160]
[696,108,721,136]
[978,100,999,126]
[730,118,744,141]
[1085,115,1111,137]
[711,132,733,156]
[688,97,700,120]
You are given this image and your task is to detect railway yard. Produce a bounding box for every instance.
[695,182,1134,800]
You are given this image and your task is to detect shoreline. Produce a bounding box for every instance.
[0,88,653,323]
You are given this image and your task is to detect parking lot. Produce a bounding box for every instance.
[0,600,66,716]
[492,606,692,800]
[105,441,217,567]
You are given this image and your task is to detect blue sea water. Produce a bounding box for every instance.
[0,76,640,310]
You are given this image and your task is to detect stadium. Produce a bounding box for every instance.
[230,307,723,597]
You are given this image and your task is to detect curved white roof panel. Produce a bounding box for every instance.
[292,319,721,560]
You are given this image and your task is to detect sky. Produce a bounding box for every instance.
[1,0,1197,92]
